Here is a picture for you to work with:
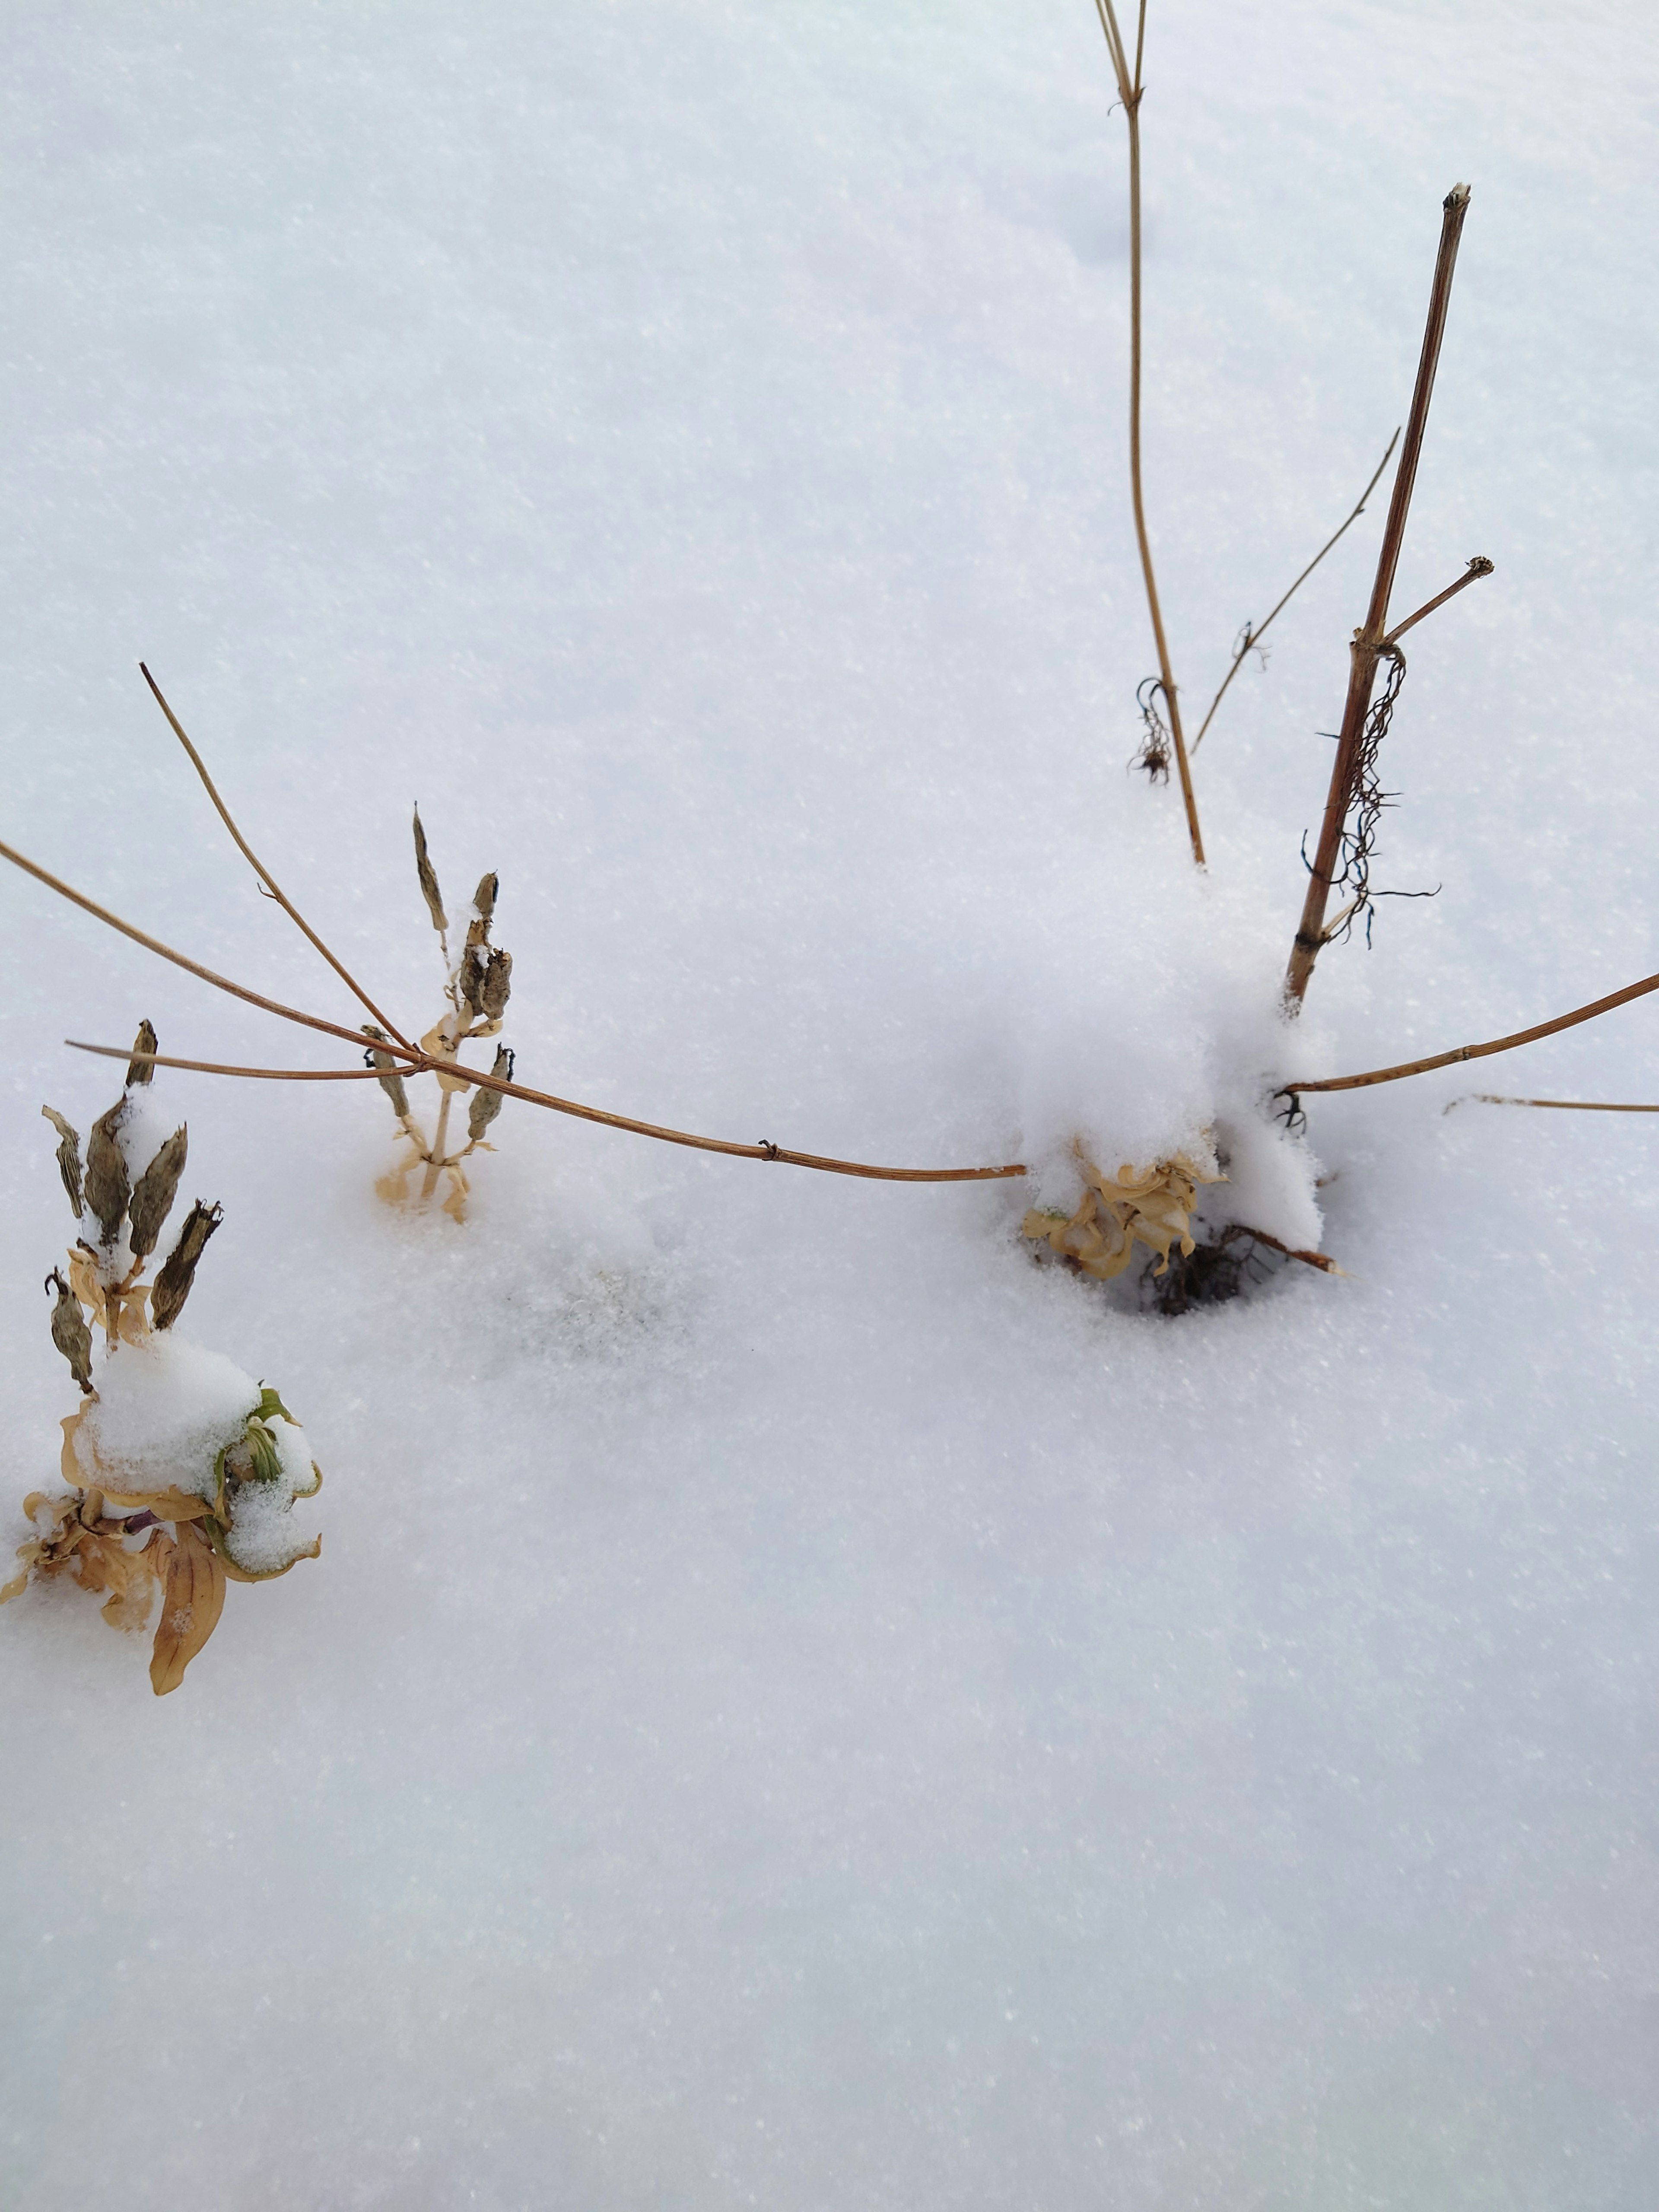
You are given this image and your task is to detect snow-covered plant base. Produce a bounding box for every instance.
[4,1040,321,1693]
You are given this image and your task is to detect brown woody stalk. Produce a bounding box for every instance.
[1094,0,1204,867]
[140,664,414,1051]
[1454,1096,1659,1114]
[1284,185,1472,1007]
[1190,431,1400,753]
[72,1042,1027,1183]
[1280,966,1659,1099]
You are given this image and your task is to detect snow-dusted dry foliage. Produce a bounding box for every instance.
[3,1,1659,2207]
[4,1036,321,1691]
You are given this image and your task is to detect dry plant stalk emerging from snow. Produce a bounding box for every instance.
[364,810,515,1220]
[2,1023,322,1695]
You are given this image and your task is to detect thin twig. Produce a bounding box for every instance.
[139,663,416,1052]
[1381,556,1494,648]
[1190,430,1400,753]
[1095,0,1204,867]
[1239,1225,1344,1275]
[1446,1094,1659,1115]
[0,836,405,1059]
[1285,186,1472,1007]
[1280,965,1659,1098]
[70,1042,1030,1184]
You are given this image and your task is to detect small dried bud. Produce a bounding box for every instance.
[471,873,498,931]
[467,1046,515,1143]
[413,807,448,934]
[361,1026,410,1119]
[127,1125,188,1260]
[480,947,513,1021]
[84,1099,131,1246]
[41,1106,83,1219]
[150,1200,223,1331]
[46,1268,93,1393]
[126,1019,158,1088]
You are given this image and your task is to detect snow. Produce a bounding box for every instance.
[70,1331,259,1500]
[3,0,1659,2205]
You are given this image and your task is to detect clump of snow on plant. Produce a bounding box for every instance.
[71,1335,257,1500]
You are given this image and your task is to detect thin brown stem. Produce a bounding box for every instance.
[70,1043,1030,1184]
[1285,185,1471,1007]
[1449,1095,1659,1115]
[139,664,415,1052]
[1096,0,1204,866]
[420,1092,454,1200]
[1280,964,1659,1098]
[1191,430,1400,753]
[0,836,413,1061]
[1381,556,1494,648]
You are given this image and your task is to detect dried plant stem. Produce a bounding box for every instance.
[420,1092,455,1200]
[0,836,395,1058]
[1190,431,1400,754]
[1382,557,1494,648]
[71,1043,1030,1184]
[1285,186,1472,1008]
[1094,0,1204,867]
[140,665,415,1051]
[1280,966,1659,1100]
[1448,1095,1659,1116]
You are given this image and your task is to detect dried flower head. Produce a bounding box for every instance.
[413,806,448,934]
[1023,1151,1223,1282]
[84,1098,131,1246]
[467,1046,515,1143]
[480,947,512,1021]
[361,1026,410,1119]
[126,1017,159,1088]
[150,1199,223,1331]
[127,1125,188,1261]
[46,1268,94,1392]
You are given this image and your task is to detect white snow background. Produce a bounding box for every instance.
[3,1,1659,2204]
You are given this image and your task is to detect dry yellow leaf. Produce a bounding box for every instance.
[149,1522,226,1696]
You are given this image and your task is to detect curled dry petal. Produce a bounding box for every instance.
[127,1125,188,1260]
[41,1106,83,1219]
[1024,1152,1224,1281]
[84,1098,130,1246]
[150,1199,223,1331]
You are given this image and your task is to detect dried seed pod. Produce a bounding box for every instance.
[480,946,513,1021]
[126,1019,158,1088]
[127,1125,188,1260]
[41,1106,83,1219]
[46,1268,94,1393]
[413,807,448,934]
[458,941,490,1017]
[467,1046,515,1142]
[471,872,499,931]
[361,1026,410,1119]
[84,1100,131,1246]
[150,1200,223,1331]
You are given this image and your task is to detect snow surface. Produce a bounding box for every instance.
[4,0,1659,2204]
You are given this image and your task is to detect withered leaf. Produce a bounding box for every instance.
[413,806,448,934]
[148,1522,226,1695]
[84,1099,130,1246]
[46,1268,94,1393]
[150,1199,223,1330]
[127,1125,188,1259]
[41,1106,83,1219]
[126,1018,158,1088]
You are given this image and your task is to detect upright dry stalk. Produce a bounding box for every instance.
[1094,0,1204,867]
[1284,185,1472,1006]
